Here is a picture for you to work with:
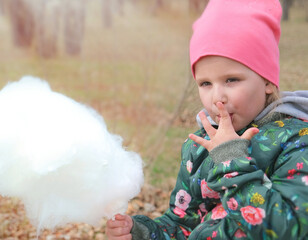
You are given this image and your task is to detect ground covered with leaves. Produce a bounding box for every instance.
[0,184,172,240]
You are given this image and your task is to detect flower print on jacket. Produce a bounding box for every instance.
[240,205,265,225]
[275,121,284,127]
[227,197,238,210]
[223,171,239,179]
[201,179,220,199]
[222,160,231,167]
[211,203,228,220]
[299,128,308,136]
[234,229,247,238]
[179,226,191,237]
[173,190,192,218]
[173,207,186,218]
[186,160,193,173]
[250,192,265,206]
[288,169,297,179]
[302,175,308,186]
[297,162,303,170]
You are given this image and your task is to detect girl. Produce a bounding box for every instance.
[106,0,308,239]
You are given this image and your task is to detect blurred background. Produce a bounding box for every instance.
[0,0,307,239]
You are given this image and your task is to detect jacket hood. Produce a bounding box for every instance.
[197,90,308,128]
[255,91,308,121]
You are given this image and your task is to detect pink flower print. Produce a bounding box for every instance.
[246,157,252,161]
[198,203,208,220]
[288,169,296,175]
[175,190,191,211]
[212,231,217,238]
[222,160,231,167]
[288,169,297,179]
[224,172,239,179]
[211,203,228,220]
[186,160,193,173]
[227,198,238,210]
[240,206,265,225]
[173,207,186,218]
[199,203,207,213]
[179,226,191,237]
[201,179,220,199]
[234,229,247,238]
[302,176,308,186]
[297,162,303,170]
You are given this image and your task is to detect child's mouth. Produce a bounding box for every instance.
[217,113,234,122]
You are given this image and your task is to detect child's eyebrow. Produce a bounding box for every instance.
[218,72,246,79]
[196,72,246,82]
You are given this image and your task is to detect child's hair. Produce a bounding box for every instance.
[189,0,282,88]
[266,83,280,107]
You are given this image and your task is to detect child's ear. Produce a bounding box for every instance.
[265,81,275,94]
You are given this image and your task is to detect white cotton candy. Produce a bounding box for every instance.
[0,76,144,231]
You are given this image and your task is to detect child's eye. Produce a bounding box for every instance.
[226,78,239,83]
[200,81,211,87]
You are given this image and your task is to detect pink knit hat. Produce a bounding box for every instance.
[190,0,282,87]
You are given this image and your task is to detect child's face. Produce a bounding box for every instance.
[194,56,274,131]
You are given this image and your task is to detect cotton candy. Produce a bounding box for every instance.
[0,76,144,231]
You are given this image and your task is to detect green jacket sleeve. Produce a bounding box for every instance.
[132,129,219,240]
[189,118,308,239]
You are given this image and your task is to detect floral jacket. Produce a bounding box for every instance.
[132,115,308,239]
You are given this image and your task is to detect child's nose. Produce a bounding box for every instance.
[212,86,227,105]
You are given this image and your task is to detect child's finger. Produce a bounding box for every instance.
[199,111,216,138]
[107,226,132,237]
[241,127,259,140]
[216,102,233,129]
[107,219,127,229]
[114,214,127,221]
[189,133,209,150]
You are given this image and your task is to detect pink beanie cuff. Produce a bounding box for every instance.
[190,0,282,87]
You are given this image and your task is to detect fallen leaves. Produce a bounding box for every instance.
[0,184,171,239]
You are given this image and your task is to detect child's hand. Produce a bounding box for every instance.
[106,214,133,240]
[189,102,259,152]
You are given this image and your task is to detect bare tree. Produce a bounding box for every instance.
[0,0,4,15]
[304,0,308,22]
[64,0,86,55]
[7,0,35,48]
[102,0,112,28]
[35,0,61,58]
[282,0,293,21]
[156,0,163,9]
[189,0,209,13]
[117,0,124,16]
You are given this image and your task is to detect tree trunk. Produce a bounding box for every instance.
[35,0,61,58]
[102,0,112,28]
[304,0,308,22]
[156,0,163,9]
[189,0,199,12]
[282,0,292,21]
[64,0,86,55]
[189,0,209,13]
[0,0,4,15]
[117,0,124,16]
[7,0,35,48]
